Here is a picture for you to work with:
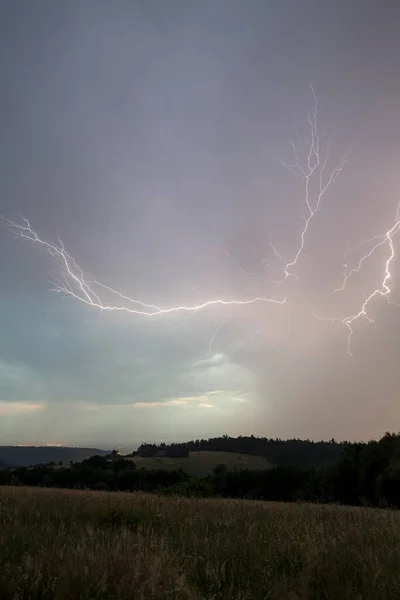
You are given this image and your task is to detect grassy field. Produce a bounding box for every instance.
[1,487,400,599]
[131,450,271,476]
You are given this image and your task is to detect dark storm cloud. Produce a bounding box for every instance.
[1,0,400,445]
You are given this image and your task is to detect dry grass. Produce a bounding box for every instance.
[1,487,400,599]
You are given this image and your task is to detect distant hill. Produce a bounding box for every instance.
[0,446,107,467]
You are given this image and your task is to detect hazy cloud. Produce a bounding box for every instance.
[1,1,400,445]
[0,402,45,416]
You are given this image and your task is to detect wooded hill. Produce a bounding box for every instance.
[135,435,344,467]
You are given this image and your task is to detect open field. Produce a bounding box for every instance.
[131,450,271,476]
[1,487,400,599]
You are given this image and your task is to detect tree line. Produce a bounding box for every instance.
[1,432,399,507]
[135,435,343,466]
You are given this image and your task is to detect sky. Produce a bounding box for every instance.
[1,0,400,449]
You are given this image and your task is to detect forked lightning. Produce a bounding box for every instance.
[2,87,398,357]
[1,216,286,317]
[314,203,400,356]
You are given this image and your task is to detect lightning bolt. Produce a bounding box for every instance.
[267,85,353,282]
[314,203,400,356]
[333,235,389,294]
[208,319,230,355]
[0,215,286,317]
[4,87,396,362]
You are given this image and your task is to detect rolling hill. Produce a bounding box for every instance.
[0,446,107,467]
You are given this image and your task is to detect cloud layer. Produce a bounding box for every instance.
[1,1,400,446]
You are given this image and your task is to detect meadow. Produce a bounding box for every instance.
[1,487,400,599]
[131,450,271,476]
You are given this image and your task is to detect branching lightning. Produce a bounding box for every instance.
[268,86,353,282]
[314,203,400,356]
[0,216,286,316]
[2,86,399,361]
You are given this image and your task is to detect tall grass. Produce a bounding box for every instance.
[1,486,400,599]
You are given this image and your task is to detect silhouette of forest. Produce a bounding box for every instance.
[1,433,400,507]
[135,434,343,466]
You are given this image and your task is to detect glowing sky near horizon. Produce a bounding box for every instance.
[1,0,400,448]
